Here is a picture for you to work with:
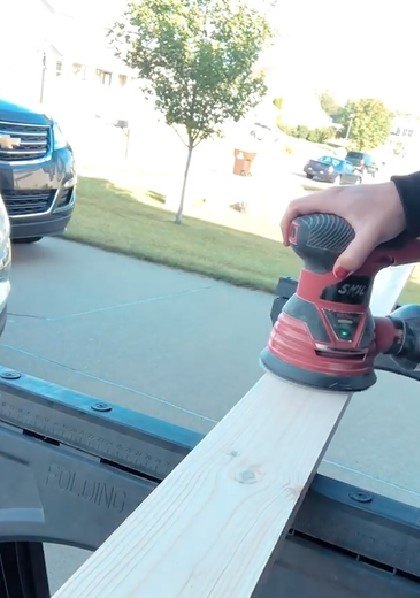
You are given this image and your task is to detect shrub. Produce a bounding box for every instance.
[277,123,336,143]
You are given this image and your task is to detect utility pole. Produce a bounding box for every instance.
[115,120,131,160]
[124,127,130,160]
[345,113,355,140]
[39,51,47,103]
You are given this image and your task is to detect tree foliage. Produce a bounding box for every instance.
[341,98,392,150]
[110,0,271,222]
[277,122,335,144]
[319,91,340,117]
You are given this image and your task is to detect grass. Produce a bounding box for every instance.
[66,177,301,293]
[302,183,324,192]
[399,279,420,305]
[145,189,166,204]
[66,176,420,302]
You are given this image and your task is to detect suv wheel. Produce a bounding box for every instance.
[353,170,363,184]
[13,237,43,244]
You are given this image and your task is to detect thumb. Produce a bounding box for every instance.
[333,229,375,278]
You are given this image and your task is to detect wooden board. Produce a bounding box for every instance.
[53,265,413,598]
[369,264,414,315]
[54,374,349,597]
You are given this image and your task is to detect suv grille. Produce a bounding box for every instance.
[2,190,55,216]
[0,121,50,162]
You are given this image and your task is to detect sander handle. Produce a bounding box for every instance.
[290,213,420,275]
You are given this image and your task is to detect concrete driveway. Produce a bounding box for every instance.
[3,238,274,434]
[2,238,420,592]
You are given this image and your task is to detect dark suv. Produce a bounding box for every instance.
[345,151,378,177]
[0,99,76,243]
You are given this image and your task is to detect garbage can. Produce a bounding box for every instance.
[233,149,256,176]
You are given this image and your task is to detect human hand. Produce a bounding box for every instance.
[281,182,406,278]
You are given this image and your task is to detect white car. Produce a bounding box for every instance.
[0,195,11,333]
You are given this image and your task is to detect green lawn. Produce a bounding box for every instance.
[66,176,419,302]
[399,279,420,305]
[66,177,301,293]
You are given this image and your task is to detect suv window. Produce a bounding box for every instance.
[346,152,363,160]
[345,151,378,173]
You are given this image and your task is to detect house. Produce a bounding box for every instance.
[0,0,137,122]
[388,114,420,159]
[0,0,162,168]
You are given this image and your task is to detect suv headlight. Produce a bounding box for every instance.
[53,122,69,150]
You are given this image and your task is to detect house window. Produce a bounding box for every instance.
[72,63,85,78]
[55,61,62,77]
[118,74,127,87]
[95,69,113,85]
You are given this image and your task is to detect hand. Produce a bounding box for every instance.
[281,182,406,278]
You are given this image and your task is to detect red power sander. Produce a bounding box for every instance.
[261,213,420,392]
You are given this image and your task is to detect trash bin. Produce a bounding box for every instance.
[233,149,256,176]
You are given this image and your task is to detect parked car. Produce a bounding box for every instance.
[0,98,76,243]
[304,155,362,184]
[0,197,11,335]
[345,151,378,177]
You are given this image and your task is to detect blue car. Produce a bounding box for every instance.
[0,98,76,243]
[304,155,362,185]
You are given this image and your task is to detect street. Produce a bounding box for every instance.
[3,238,420,592]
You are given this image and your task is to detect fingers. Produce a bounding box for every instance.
[281,183,397,277]
[281,197,317,245]
[281,190,338,245]
[333,228,376,278]
[281,202,301,246]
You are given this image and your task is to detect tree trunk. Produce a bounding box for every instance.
[175,142,194,224]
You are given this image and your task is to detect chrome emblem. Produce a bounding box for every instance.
[0,135,21,149]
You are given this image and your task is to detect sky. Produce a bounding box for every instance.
[46,0,127,27]
[36,0,420,115]
[271,0,420,113]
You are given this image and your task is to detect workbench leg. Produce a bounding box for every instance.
[0,542,50,598]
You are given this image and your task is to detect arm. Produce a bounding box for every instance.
[391,171,420,238]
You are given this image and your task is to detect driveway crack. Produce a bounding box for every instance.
[0,342,217,425]
[15,284,214,322]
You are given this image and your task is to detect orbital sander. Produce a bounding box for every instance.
[261,213,420,392]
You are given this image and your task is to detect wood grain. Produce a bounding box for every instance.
[53,267,412,598]
[54,373,349,597]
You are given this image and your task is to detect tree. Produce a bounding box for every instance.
[306,127,335,144]
[319,91,340,117]
[341,98,392,150]
[110,0,271,223]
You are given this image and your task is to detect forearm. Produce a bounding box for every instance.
[391,171,420,238]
